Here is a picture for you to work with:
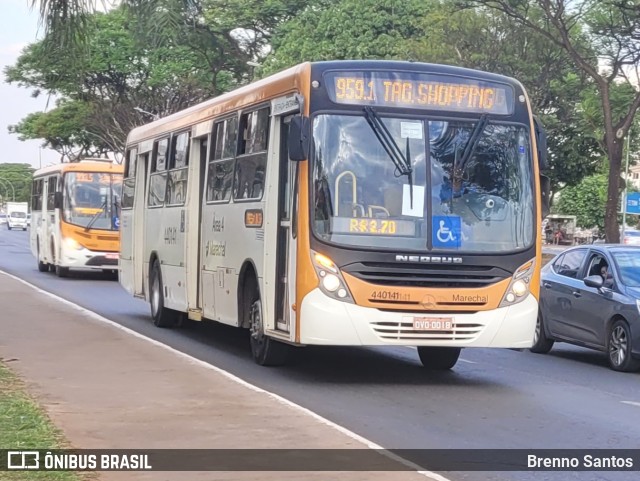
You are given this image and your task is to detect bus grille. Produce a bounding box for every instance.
[371,320,484,341]
[342,262,508,288]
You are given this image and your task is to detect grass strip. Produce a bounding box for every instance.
[0,361,93,481]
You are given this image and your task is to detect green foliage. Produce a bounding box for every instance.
[0,164,35,204]
[263,0,432,74]
[5,5,237,158]
[554,172,608,230]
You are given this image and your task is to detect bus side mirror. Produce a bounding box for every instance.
[288,115,310,161]
[533,116,548,171]
[54,192,63,209]
[540,174,551,219]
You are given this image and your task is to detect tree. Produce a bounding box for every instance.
[263,0,433,74]
[0,164,35,204]
[8,100,110,159]
[6,5,243,159]
[553,171,607,232]
[468,0,640,243]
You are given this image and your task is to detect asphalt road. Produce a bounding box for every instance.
[1,227,639,481]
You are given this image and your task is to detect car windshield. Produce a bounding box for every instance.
[62,172,123,230]
[311,114,534,252]
[10,212,26,218]
[625,231,640,237]
[612,250,640,287]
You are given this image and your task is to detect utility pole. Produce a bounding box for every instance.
[622,129,632,242]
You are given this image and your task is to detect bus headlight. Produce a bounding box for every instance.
[499,259,535,307]
[63,237,83,250]
[311,251,354,303]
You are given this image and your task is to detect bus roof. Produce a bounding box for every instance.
[126,62,311,145]
[33,159,124,178]
[126,60,525,146]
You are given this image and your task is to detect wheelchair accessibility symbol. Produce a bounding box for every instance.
[432,216,461,248]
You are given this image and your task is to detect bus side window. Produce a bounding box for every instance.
[122,147,137,209]
[148,138,169,207]
[167,131,190,206]
[47,176,58,210]
[32,179,43,211]
[234,107,269,201]
[207,116,237,203]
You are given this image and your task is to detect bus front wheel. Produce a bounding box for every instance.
[247,281,289,366]
[149,259,178,328]
[417,347,461,370]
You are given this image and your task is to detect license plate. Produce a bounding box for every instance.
[105,253,119,260]
[412,317,454,331]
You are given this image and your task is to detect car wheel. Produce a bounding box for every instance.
[417,347,461,370]
[608,320,640,372]
[530,311,554,354]
[149,259,178,328]
[247,278,289,366]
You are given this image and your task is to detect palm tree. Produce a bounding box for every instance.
[31,1,199,47]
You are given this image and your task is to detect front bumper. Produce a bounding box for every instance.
[60,244,119,270]
[299,288,537,348]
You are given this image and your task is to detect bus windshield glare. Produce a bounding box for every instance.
[63,172,123,231]
[311,114,534,253]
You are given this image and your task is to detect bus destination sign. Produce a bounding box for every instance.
[325,71,514,115]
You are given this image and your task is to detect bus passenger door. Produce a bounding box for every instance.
[130,153,148,296]
[120,148,137,294]
[264,111,298,337]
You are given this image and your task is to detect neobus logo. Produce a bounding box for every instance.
[395,255,463,264]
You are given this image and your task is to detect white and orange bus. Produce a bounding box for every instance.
[30,159,124,277]
[119,60,550,367]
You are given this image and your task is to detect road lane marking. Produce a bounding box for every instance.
[0,270,451,481]
[621,401,640,407]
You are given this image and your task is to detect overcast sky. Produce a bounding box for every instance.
[0,0,61,170]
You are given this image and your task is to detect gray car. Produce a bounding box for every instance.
[533,245,640,372]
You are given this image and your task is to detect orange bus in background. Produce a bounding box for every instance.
[30,159,124,277]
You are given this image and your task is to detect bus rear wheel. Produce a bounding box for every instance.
[36,244,48,272]
[247,282,289,366]
[149,259,178,328]
[417,347,461,370]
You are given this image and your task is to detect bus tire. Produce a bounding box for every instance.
[36,244,48,272]
[149,259,178,328]
[530,311,554,354]
[247,280,289,366]
[417,347,461,370]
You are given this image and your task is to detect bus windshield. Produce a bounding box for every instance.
[63,172,123,231]
[311,114,534,253]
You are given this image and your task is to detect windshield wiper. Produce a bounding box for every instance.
[452,114,489,194]
[363,106,414,206]
[84,200,107,232]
